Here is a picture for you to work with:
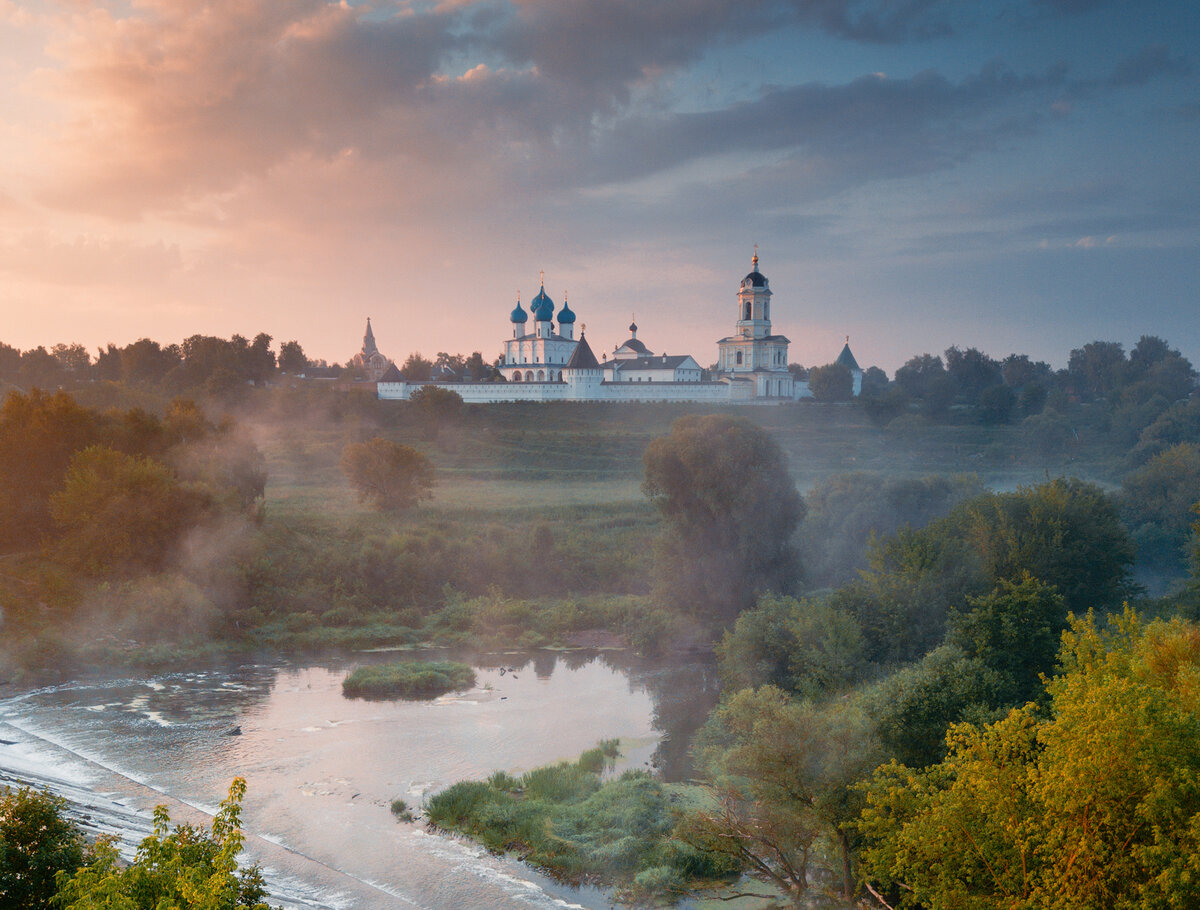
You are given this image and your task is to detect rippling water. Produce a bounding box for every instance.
[0,650,717,910]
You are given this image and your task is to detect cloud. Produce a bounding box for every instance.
[584,62,1067,190]
[38,0,462,216]
[1108,43,1190,87]
[0,231,183,286]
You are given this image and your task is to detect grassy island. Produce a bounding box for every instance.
[342,660,476,700]
[426,741,738,903]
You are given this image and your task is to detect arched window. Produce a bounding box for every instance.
[525,371,533,381]
[743,301,751,320]
[513,371,523,382]
[537,370,545,381]
[736,351,743,365]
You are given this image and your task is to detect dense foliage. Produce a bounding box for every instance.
[0,786,84,910]
[858,612,1200,910]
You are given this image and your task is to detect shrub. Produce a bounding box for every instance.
[342,660,475,700]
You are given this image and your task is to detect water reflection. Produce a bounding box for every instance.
[0,647,718,910]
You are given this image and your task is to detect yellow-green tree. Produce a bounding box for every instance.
[53,778,274,910]
[858,611,1200,910]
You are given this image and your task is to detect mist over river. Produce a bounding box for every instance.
[0,650,717,910]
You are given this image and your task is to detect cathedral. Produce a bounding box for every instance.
[377,252,861,403]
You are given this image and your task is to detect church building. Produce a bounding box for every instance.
[502,280,577,382]
[351,318,395,381]
[376,251,862,404]
[715,250,794,398]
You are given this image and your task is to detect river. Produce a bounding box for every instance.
[0,649,718,910]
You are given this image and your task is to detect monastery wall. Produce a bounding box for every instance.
[377,379,772,403]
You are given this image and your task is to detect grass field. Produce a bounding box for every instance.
[258,399,1121,520]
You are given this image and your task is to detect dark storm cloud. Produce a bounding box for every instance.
[584,62,1067,186]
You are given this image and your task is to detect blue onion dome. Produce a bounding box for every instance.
[558,298,576,324]
[530,285,555,321]
[629,320,638,333]
[510,296,528,323]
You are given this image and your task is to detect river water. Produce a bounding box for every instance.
[0,650,717,910]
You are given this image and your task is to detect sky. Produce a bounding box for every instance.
[0,0,1197,373]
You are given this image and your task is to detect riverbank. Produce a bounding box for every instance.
[0,651,689,910]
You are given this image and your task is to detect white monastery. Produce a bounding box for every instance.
[376,252,862,403]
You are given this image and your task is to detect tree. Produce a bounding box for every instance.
[682,687,881,904]
[642,415,803,624]
[19,347,62,390]
[858,611,1200,910]
[951,477,1135,615]
[947,574,1067,706]
[1120,442,1200,575]
[945,346,1002,403]
[0,389,100,549]
[717,593,865,699]
[399,353,433,381]
[1001,353,1054,390]
[1067,340,1126,401]
[977,383,1016,424]
[1130,397,1200,465]
[408,386,464,440]
[0,342,20,383]
[53,777,274,910]
[119,338,180,385]
[50,343,91,375]
[894,353,945,399]
[340,438,435,512]
[463,351,499,381]
[807,362,853,401]
[50,446,214,574]
[277,341,308,374]
[796,472,983,588]
[0,785,84,910]
[860,365,889,397]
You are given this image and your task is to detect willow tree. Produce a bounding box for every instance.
[642,415,803,625]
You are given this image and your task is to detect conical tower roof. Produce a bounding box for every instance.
[362,318,378,356]
[835,340,860,372]
[565,333,600,370]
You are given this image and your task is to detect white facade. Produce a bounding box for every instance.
[376,255,861,404]
[501,286,578,383]
[608,354,704,383]
[715,252,795,399]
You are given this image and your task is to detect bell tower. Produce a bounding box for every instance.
[736,247,772,339]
